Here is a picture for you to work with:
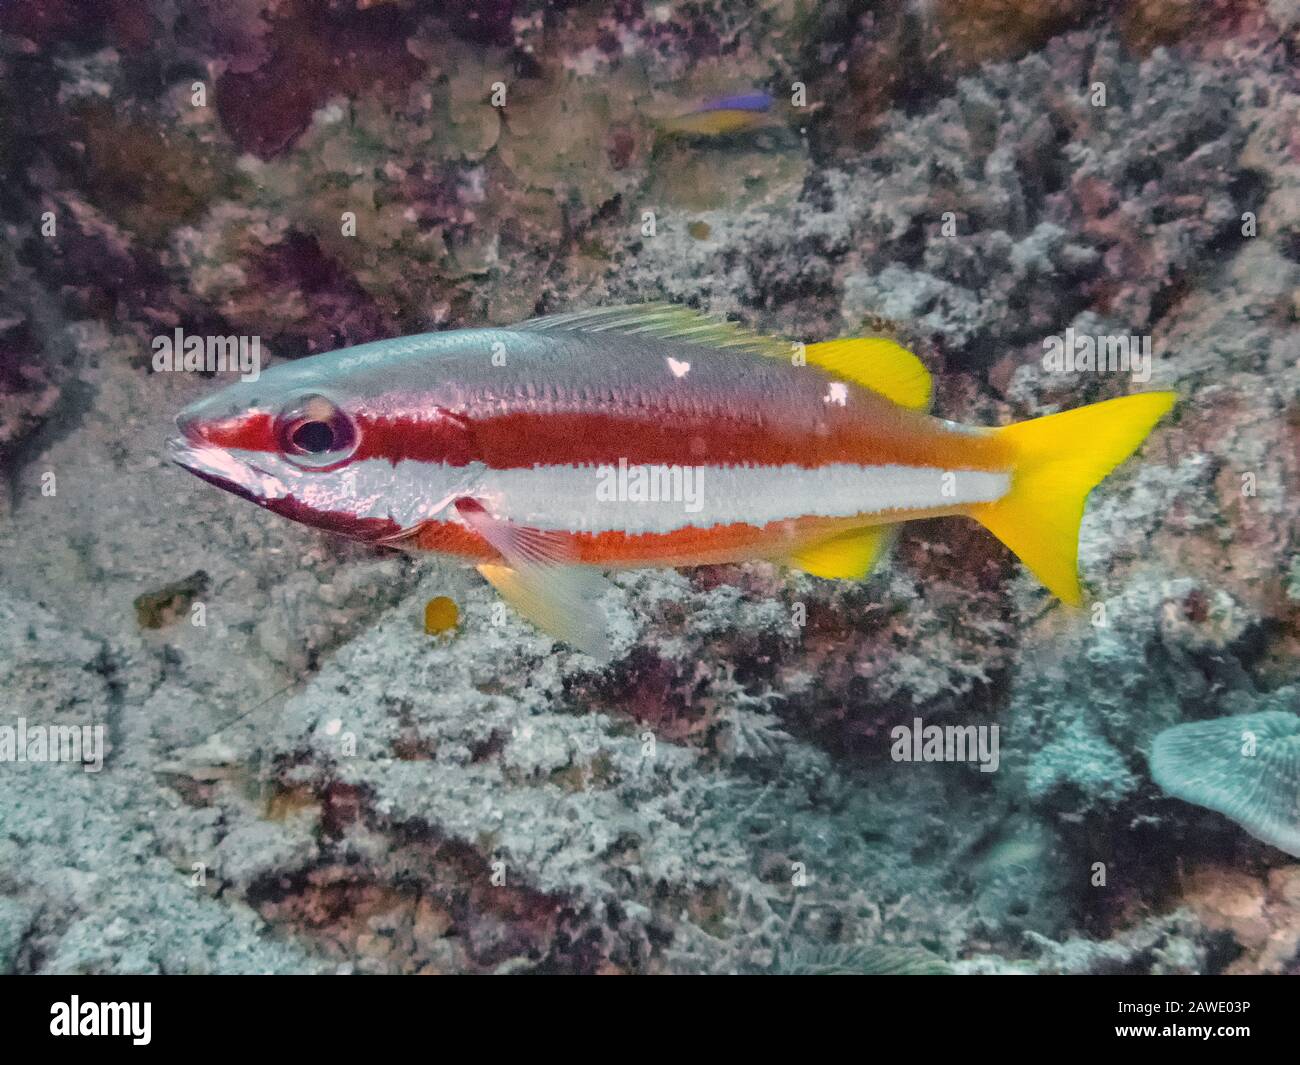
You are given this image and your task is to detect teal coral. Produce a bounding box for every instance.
[1027,716,1141,815]
[1150,710,1300,857]
[772,942,952,975]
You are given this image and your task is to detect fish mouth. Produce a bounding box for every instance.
[167,434,228,480]
[167,434,289,504]
[167,432,408,543]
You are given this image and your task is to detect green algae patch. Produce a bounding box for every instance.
[133,570,211,630]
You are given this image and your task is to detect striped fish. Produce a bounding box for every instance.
[659,91,774,137]
[169,305,1175,661]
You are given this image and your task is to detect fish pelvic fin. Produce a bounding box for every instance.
[967,391,1177,605]
[456,498,614,663]
[804,338,933,411]
[788,524,897,580]
[477,563,613,664]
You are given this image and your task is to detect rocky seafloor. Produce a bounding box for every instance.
[0,0,1297,974]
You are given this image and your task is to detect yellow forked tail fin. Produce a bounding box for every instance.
[969,392,1176,604]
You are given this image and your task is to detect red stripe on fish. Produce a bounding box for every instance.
[189,411,278,453]
[351,411,475,465]
[408,512,899,568]
[190,409,476,465]
[190,405,1009,471]
[467,409,1006,470]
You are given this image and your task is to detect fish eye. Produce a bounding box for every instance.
[291,420,335,453]
[277,393,358,469]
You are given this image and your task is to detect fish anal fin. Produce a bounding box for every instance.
[804,338,933,411]
[789,525,897,580]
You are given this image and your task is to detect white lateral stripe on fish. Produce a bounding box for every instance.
[478,463,1012,532]
[173,448,1011,534]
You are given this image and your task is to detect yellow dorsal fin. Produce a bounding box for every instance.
[789,525,897,580]
[517,305,932,410]
[515,303,787,357]
[804,338,933,411]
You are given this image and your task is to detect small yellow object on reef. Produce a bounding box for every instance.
[424,596,460,635]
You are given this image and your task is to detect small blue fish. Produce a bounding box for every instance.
[660,91,774,137]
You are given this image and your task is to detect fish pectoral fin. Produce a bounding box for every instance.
[787,524,898,580]
[456,497,613,662]
[477,563,613,663]
[803,338,933,411]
